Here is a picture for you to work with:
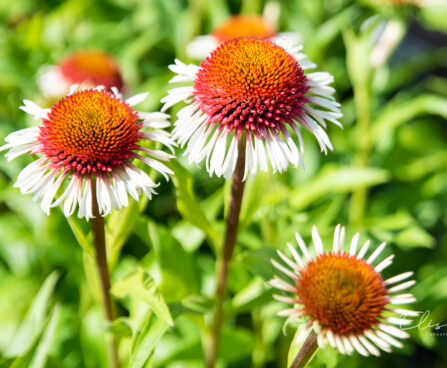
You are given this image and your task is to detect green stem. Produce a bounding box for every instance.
[289,332,318,368]
[349,81,372,225]
[91,184,120,368]
[206,134,247,368]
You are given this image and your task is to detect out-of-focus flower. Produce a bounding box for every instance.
[270,225,418,356]
[186,3,301,60]
[162,37,341,180]
[1,86,174,219]
[38,51,124,99]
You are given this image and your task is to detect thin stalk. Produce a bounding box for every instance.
[91,183,120,368]
[289,332,319,368]
[206,134,247,368]
[349,82,372,225]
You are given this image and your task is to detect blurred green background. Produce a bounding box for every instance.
[1,0,447,367]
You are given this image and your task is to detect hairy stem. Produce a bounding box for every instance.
[290,332,319,368]
[206,134,247,368]
[91,185,120,368]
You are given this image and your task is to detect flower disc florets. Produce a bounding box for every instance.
[270,225,418,357]
[39,90,141,174]
[193,37,309,137]
[298,254,388,335]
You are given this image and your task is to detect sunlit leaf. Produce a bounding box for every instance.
[290,165,389,210]
[112,269,174,326]
[5,271,59,357]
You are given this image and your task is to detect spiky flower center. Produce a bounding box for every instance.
[60,51,123,90]
[212,15,276,42]
[297,254,388,335]
[38,90,141,174]
[193,37,309,136]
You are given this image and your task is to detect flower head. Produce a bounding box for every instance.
[270,225,418,356]
[38,51,124,99]
[212,15,276,42]
[1,87,174,219]
[163,37,341,179]
[186,10,301,60]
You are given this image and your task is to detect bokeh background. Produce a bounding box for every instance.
[1,0,447,367]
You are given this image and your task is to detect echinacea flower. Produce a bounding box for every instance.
[1,86,174,219]
[187,12,285,59]
[38,51,124,99]
[163,37,342,180]
[270,225,418,356]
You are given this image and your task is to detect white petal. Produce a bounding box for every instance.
[126,92,148,107]
[349,233,360,255]
[385,272,413,285]
[295,232,312,262]
[19,100,50,119]
[366,242,387,264]
[379,324,409,339]
[312,225,324,254]
[357,239,370,259]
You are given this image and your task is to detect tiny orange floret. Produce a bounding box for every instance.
[297,253,388,335]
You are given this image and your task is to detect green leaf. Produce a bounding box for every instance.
[107,197,148,268]
[180,294,214,315]
[239,173,270,227]
[367,210,414,231]
[372,95,447,144]
[232,277,272,312]
[287,326,309,367]
[104,317,133,338]
[5,271,59,357]
[169,161,220,247]
[28,304,62,368]
[172,220,206,253]
[66,216,94,255]
[142,220,200,303]
[219,328,255,364]
[290,165,389,210]
[112,269,174,326]
[395,226,436,249]
[237,247,278,280]
[129,313,170,368]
